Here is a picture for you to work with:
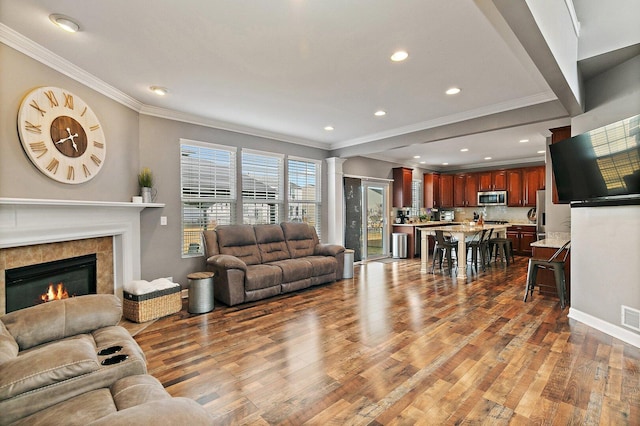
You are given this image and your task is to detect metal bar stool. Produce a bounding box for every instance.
[524,241,571,308]
[489,237,515,265]
[431,230,458,274]
[466,229,493,271]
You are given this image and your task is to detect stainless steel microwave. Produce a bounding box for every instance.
[477,191,507,206]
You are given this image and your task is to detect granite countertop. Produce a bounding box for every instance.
[531,232,571,249]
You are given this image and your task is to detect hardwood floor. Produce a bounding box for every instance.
[132,256,640,425]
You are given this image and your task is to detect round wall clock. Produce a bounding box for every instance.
[17,86,106,184]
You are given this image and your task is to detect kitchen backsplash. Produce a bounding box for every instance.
[450,206,535,224]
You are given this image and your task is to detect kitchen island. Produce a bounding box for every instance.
[419,223,509,279]
[392,221,458,258]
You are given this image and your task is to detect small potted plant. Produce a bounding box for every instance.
[138,167,155,203]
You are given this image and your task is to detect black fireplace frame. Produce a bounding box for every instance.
[5,254,97,313]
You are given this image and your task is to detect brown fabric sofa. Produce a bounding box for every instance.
[0,295,147,424]
[203,222,345,306]
[8,374,213,425]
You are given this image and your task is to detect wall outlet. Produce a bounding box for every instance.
[160,216,167,226]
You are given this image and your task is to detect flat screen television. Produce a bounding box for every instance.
[549,114,640,206]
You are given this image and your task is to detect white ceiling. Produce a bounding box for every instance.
[1,0,637,170]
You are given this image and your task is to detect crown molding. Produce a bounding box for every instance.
[0,23,143,112]
[139,104,330,150]
[330,91,558,151]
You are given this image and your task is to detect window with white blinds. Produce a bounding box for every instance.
[410,179,422,217]
[287,157,321,236]
[180,140,236,256]
[241,149,283,224]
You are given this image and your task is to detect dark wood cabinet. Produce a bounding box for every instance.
[393,167,413,207]
[439,174,454,208]
[423,173,440,209]
[478,170,507,191]
[507,225,536,256]
[550,126,571,204]
[506,166,544,206]
[454,173,478,207]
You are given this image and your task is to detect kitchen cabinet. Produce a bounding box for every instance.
[423,173,440,209]
[453,173,478,207]
[506,166,544,206]
[392,225,417,258]
[392,167,413,207]
[439,174,454,208]
[507,225,536,256]
[478,170,507,191]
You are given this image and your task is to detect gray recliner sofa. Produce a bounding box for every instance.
[203,222,345,306]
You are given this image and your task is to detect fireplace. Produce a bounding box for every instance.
[5,254,97,313]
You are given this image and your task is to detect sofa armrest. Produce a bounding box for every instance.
[1,295,122,350]
[314,243,345,257]
[206,254,247,272]
[0,337,99,401]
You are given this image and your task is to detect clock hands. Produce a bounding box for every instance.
[55,127,79,152]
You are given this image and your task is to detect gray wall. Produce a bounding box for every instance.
[138,115,330,285]
[569,54,640,338]
[0,44,139,201]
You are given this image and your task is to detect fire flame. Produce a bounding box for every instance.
[41,283,69,302]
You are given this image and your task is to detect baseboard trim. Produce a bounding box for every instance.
[568,308,640,348]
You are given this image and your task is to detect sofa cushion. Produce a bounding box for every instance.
[245,264,282,291]
[215,225,262,265]
[304,255,339,277]
[281,222,319,258]
[269,258,313,283]
[255,224,291,263]
[0,321,18,364]
[1,295,122,350]
[0,335,99,401]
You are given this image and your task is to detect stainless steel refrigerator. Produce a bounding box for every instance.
[536,190,546,240]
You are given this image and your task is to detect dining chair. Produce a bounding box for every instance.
[523,240,571,308]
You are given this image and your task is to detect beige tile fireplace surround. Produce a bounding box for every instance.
[0,198,161,315]
[0,237,113,315]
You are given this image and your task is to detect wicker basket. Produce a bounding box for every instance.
[123,285,182,323]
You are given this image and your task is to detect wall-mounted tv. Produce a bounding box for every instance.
[549,114,640,207]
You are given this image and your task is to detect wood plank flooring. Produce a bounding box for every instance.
[132,256,640,425]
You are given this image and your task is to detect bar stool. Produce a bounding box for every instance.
[524,241,571,308]
[466,229,493,271]
[431,230,458,274]
[489,237,515,265]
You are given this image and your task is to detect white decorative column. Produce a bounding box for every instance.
[325,157,346,245]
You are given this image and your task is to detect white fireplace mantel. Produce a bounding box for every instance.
[0,198,164,298]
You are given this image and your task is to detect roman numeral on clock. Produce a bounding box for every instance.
[83,164,91,177]
[29,100,46,117]
[64,93,74,110]
[45,90,59,107]
[89,124,100,131]
[25,121,42,134]
[29,141,48,158]
[67,166,75,181]
[46,158,59,174]
[90,154,102,166]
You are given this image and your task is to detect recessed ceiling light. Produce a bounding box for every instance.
[150,86,168,96]
[49,14,80,33]
[442,162,449,166]
[537,150,546,154]
[446,87,461,95]
[413,155,420,159]
[374,110,386,117]
[390,51,409,62]
[484,157,492,160]
[460,148,469,152]
[519,139,530,143]
[419,161,426,164]
[324,126,334,131]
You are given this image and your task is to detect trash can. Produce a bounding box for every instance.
[187,272,214,314]
[343,249,355,279]
[392,233,407,258]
